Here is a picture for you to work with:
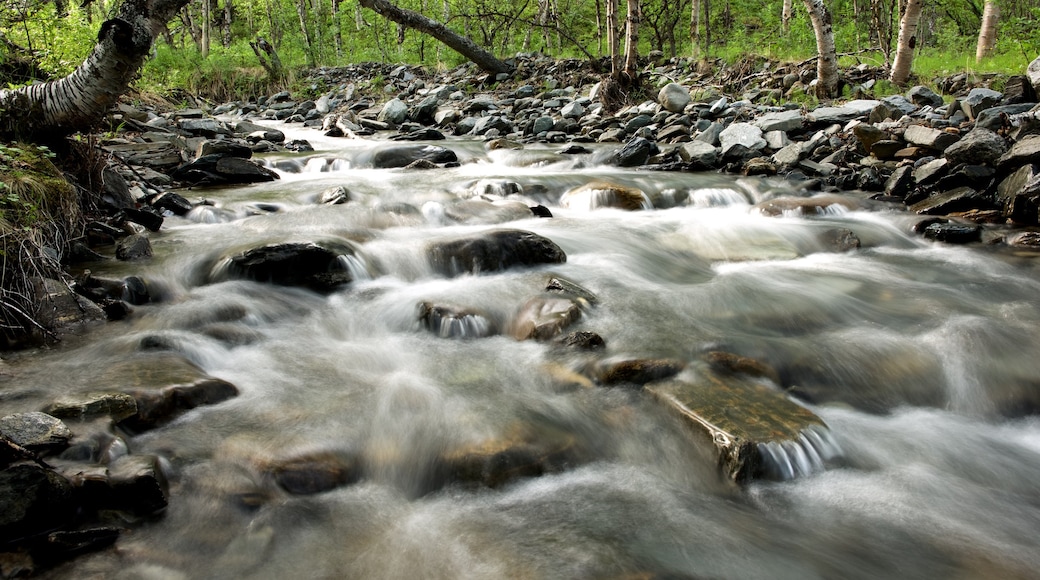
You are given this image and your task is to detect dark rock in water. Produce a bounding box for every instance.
[318,185,350,205]
[909,187,984,215]
[0,412,71,453]
[529,205,553,218]
[611,136,659,167]
[0,464,74,543]
[703,351,781,385]
[920,220,983,244]
[284,139,314,152]
[123,275,153,305]
[266,451,360,495]
[433,425,585,490]
[510,297,582,341]
[418,302,496,339]
[32,278,106,333]
[196,139,253,159]
[38,527,120,561]
[123,207,163,232]
[222,242,357,292]
[115,234,153,261]
[596,358,685,387]
[171,154,280,185]
[43,392,138,422]
[101,167,135,210]
[555,331,605,351]
[943,128,1008,166]
[391,128,446,141]
[148,191,194,216]
[427,229,566,277]
[106,455,169,515]
[560,181,650,211]
[870,139,903,160]
[933,164,996,192]
[120,378,239,433]
[646,375,839,484]
[545,276,598,305]
[371,144,457,168]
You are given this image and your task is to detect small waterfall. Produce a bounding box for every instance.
[757,425,842,480]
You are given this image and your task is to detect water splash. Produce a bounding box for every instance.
[757,424,842,480]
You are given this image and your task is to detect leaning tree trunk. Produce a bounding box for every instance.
[975,0,998,63]
[358,0,512,74]
[0,0,190,141]
[890,0,922,85]
[801,0,840,98]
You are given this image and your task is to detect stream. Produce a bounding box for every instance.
[6,126,1040,579]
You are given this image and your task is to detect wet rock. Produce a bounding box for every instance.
[596,358,685,387]
[427,229,566,277]
[266,451,360,495]
[31,278,106,333]
[170,154,280,185]
[678,141,719,167]
[196,139,252,159]
[995,164,1040,224]
[545,276,598,305]
[743,157,776,176]
[920,220,983,243]
[0,413,71,453]
[943,128,1008,166]
[719,123,765,155]
[115,234,152,261]
[753,194,861,216]
[0,464,74,543]
[560,181,650,211]
[120,377,238,432]
[318,185,350,205]
[285,139,315,152]
[818,227,861,252]
[221,241,357,292]
[435,425,584,490]
[555,331,605,351]
[43,392,138,422]
[611,137,659,167]
[418,302,496,339]
[658,83,691,113]
[908,85,944,107]
[107,455,169,515]
[997,135,1040,169]
[909,187,984,215]
[148,191,194,216]
[903,125,958,152]
[371,144,457,168]
[123,207,163,232]
[913,158,949,187]
[961,87,1003,119]
[646,375,837,484]
[703,351,781,385]
[510,297,582,341]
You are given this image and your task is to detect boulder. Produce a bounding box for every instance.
[754,110,803,133]
[560,101,585,119]
[903,125,959,151]
[148,191,194,216]
[265,451,360,495]
[371,144,457,168]
[106,455,169,515]
[377,98,409,125]
[920,220,982,243]
[753,194,861,216]
[909,187,984,215]
[217,241,358,292]
[170,154,279,185]
[427,229,566,277]
[596,358,685,387]
[196,139,253,159]
[719,123,765,155]
[995,164,1040,223]
[43,392,138,422]
[658,83,691,113]
[418,302,496,339]
[510,297,582,341]
[1029,55,1040,98]
[678,141,719,167]
[560,181,650,211]
[0,412,71,453]
[120,377,239,433]
[908,85,944,107]
[0,464,74,543]
[115,234,153,261]
[961,87,1003,119]
[997,134,1040,169]
[646,374,839,483]
[318,185,350,205]
[611,136,659,167]
[942,128,1008,166]
[808,100,879,124]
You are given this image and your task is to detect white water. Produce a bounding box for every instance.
[5,127,1040,579]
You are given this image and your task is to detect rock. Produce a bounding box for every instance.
[646,375,838,483]
[43,392,138,422]
[148,191,194,216]
[115,234,153,261]
[318,185,350,205]
[107,455,169,515]
[852,123,886,154]
[471,115,513,136]
[917,219,983,243]
[0,412,71,452]
[266,451,360,495]
[961,87,1003,119]
[178,118,229,137]
[754,110,803,133]
[903,125,959,151]
[409,95,440,124]
[754,194,861,216]
[124,207,164,232]
[434,424,584,490]
[417,302,496,339]
[1000,76,1036,104]
[545,276,598,305]
[560,101,585,119]
[908,85,944,107]
[596,358,685,387]
[234,120,285,143]
[909,187,984,215]
[819,227,862,252]
[974,103,1036,131]
[377,98,409,124]
[658,83,691,113]
[942,128,1007,166]
[719,123,765,154]
[771,142,805,167]
[196,139,252,159]
[32,278,106,332]
[869,95,917,122]
[1029,56,1040,98]
[121,377,239,433]
[996,164,1040,223]
[102,142,184,173]
[809,100,879,124]
[101,167,134,210]
[510,297,582,341]
[997,134,1040,169]
[560,181,650,211]
[703,351,781,385]
[555,331,605,351]
[678,141,719,167]
[611,136,659,167]
[428,229,566,277]
[371,144,457,168]
[170,154,279,185]
[913,158,949,187]
[218,241,358,292]
[0,464,74,543]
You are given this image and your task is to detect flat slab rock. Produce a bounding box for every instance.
[646,374,839,484]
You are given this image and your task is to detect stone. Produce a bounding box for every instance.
[754,110,803,133]
[178,118,229,137]
[611,136,659,167]
[284,139,315,152]
[852,123,886,154]
[999,76,1036,105]
[869,95,917,123]
[913,158,949,187]
[763,130,790,150]
[909,187,984,215]
[974,103,1037,131]
[703,351,781,385]
[32,278,106,332]
[409,95,440,125]
[234,120,285,143]
[870,140,903,160]
[997,134,1040,169]
[961,87,1003,119]
[1029,56,1040,98]
[107,455,169,515]
[121,377,238,433]
[377,98,409,124]
[754,194,861,216]
[908,85,944,107]
[148,191,193,216]
[427,229,567,277]
[510,297,582,341]
[371,144,458,168]
[0,412,71,452]
[170,154,279,185]
[771,142,805,167]
[995,164,1040,223]
[658,83,691,113]
[678,141,719,167]
[116,234,153,261]
[196,139,252,159]
[646,374,838,483]
[695,121,724,146]
[719,123,765,155]
[471,115,513,136]
[596,358,685,387]
[418,302,496,339]
[43,392,138,422]
[434,424,585,490]
[903,125,959,151]
[942,128,1008,166]
[318,185,350,205]
[0,464,74,543]
[266,451,360,495]
[560,181,650,211]
[919,220,983,243]
[560,101,585,119]
[809,100,879,124]
[218,242,358,292]
[101,167,134,210]
[555,331,605,351]
[531,116,555,134]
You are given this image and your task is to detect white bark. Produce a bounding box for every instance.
[801,0,840,97]
[623,0,641,76]
[782,0,793,35]
[607,0,619,73]
[975,0,999,63]
[890,0,922,85]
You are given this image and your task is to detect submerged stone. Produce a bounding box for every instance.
[560,181,650,211]
[219,241,359,292]
[510,297,582,341]
[427,229,566,277]
[418,302,497,339]
[646,374,839,484]
[596,358,685,387]
[266,451,361,495]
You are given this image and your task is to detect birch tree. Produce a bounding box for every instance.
[802,0,840,98]
[975,0,998,62]
[890,0,922,85]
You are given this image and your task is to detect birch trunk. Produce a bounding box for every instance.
[0,0,190,140]
[782,0,793,35]
[889,0,922,85]
[358,0,511,74]
[975,0,998,62]
[622,0,641,77]
[606,0,619,74]
[801,0,840,97]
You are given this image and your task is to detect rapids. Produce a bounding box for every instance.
[6,125,1040,579]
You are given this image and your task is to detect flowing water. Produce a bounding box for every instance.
[6,126,1040,579]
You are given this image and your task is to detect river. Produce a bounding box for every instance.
[6,126,1040,579]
